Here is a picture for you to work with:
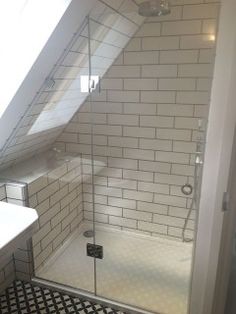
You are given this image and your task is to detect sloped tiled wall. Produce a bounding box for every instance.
[56,0,220,240]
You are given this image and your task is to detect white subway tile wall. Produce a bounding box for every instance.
[56,0,220,240]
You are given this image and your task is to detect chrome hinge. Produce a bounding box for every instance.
[87,243,103,259]
[222,191,230,212]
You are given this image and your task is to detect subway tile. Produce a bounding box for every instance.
[157,103,194,116]
[160,50,198,64]
[108,136,139,148]
[142,36,179,50]
[202,19,217,34]
[49,185,68,206]
[196,78,212,91]
[178,64,214,77]
[154,193,187,207]
[107,90,139,102]
[176,91,209,104]
[124,148,155,160]
[95,185,122,197]
[78,113,106,125]
[124,78,158,90]
[35,199,50,216]
[123,169,154,182]
[93,145,122,157]
[199,49,215,63]
[28,176,48,196]
[53,226,70,250]
[139,138,172,151]
[157,128,191,141]
[153,214,185,227]
[194,105,209,117]
[6,185,25,200]
[140,116,174,127]
[124,126,155,138]
[108,178,137,190]
[155,173,187,185]
[108,157,138,170]
[66,143,91,155]
[135,22,161,37]
[90,101,122,114]
[95,204,122,217]
[108,196,136,209]
[51,206,70,228]
[37,181,59,203]
[106,65,140,78]
[41,225,61,250]
[93,125,122,136]
[108,114,139,126]
[183,3,220,19]
[101,78,123,90]
[173,141,196,153]
[138,221,167,234]
[33,222,51,245]
[175,117,202,129]
[142,65,177,77]
[169,206,196,219]
[94,166,122,178]
[171,164,195,176]
[124,102,157,115]
[141,91,176,103]
[180,35,215,49]
[139,160,171,173]
[159,78,196,90]
[170,185,189,197]
[162,20,201,35]
[156,151,189,164]
[138,181,169,194]
[123,189,153,202]
[39,203,61,227]
[124,51,159,65]
[109,216,137,229]
[123,208,152,222]
[60,190,77,209]
[137,201,168,214]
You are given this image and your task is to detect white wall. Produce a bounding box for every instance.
[190,1,236,313]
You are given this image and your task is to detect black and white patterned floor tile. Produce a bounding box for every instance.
[0,281,125,314]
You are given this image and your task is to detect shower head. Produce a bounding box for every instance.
[138,0,171,17]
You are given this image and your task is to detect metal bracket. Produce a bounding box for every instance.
[87,243,103,259]
[222,191,230,212]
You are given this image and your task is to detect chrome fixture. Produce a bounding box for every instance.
[138,0,171,17]
[83,230,95,238]
[181,184,193,196]
[182,119,206,242]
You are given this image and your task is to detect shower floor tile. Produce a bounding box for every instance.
[36,226,193,314]
[0,280,123,314]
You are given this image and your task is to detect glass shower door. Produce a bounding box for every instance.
[88,2,196,314]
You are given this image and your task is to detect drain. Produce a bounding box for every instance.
[83,230,95,238]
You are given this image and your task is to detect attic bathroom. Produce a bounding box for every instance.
[1,0,236,314]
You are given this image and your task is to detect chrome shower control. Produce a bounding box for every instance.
[181,184,193,196]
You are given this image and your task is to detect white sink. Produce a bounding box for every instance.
[0,201,38,263]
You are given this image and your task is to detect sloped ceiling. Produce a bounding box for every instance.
[0,0,144,170]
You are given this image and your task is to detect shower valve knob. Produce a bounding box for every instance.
[181,184,193,196]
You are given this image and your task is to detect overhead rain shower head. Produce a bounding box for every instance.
[138,0,171,17]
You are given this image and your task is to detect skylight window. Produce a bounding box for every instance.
[0,0,71,118]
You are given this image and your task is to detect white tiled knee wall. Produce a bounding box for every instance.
[28,159,83,271]
[56,0,220,240]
